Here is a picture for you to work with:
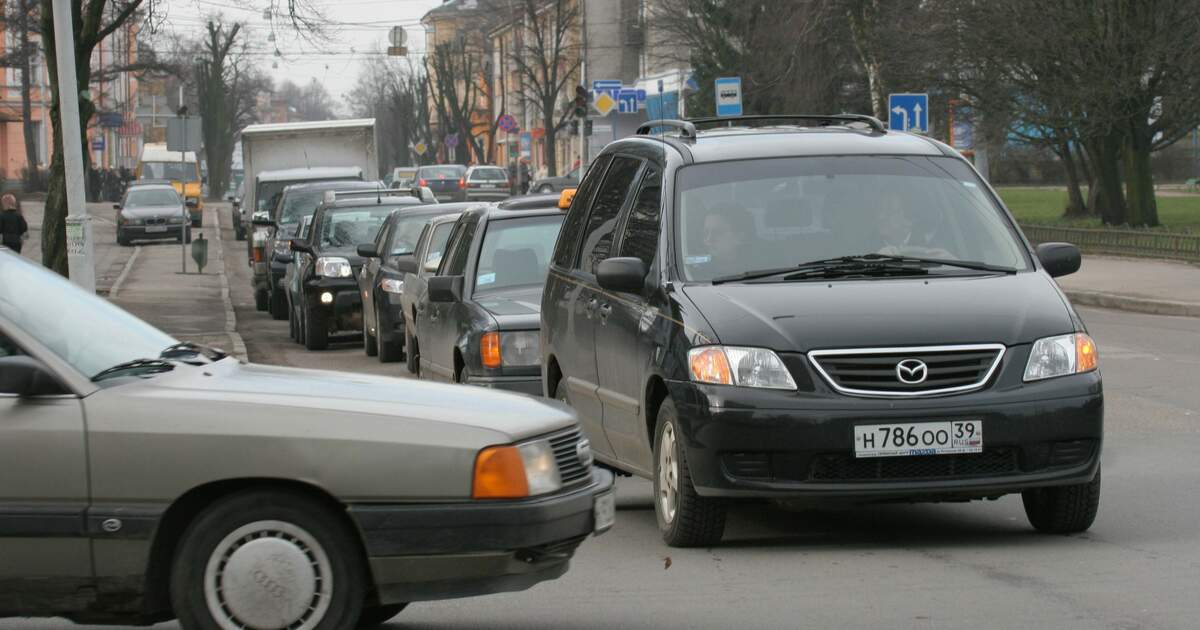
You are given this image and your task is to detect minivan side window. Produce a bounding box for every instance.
[441,220,477,276]
[579,156,643,274]
[553,154,613,268]
[617,164,662,268]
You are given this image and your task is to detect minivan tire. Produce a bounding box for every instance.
[1022,465,1101,534]
[653,399,726,547]
[405,330,419,376]
[269,287,288,321]
[364,312,378,357]
[358,603,408,627]
[169,490,367,630]
[304,306,329,351]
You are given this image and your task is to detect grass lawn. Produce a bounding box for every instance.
[996,186,1200,231]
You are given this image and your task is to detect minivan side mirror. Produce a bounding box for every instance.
[289,239,313,255]
[428,275,464,302]
[596,257,648,293]
[394,254,418,275]
[0,356,68,396]
[357,243,379,258]
[1036,242,1081,278]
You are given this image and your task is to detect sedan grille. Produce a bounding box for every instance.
[808,344,1006,397]
[549,427,592,488]
[810,448,1019,481]
[145,217,167,225]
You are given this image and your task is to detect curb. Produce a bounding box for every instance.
[211,205,250,361]
[1064,290,1200,318]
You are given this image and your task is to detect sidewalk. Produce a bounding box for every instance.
[1057,255,1200,318]
[106,203,247,359]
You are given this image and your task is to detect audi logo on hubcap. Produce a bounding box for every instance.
[895,359,928,384]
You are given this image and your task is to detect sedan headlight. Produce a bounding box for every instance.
[472,438,563,499]
[167,215,185,224]
[688,345,797,390]
[315,256,352,278]
[1024,333,1098,381]
[121,215,144,226]
[480,331,541,368]
[380,278,405,294]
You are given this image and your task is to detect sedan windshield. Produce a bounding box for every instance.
[419,166,465,179]
[470,168,508,181]
[676,156,1030,282]
[0,255,176,379]
[474,215,564,294]
[125,189,180,207]
[315,205,396,254]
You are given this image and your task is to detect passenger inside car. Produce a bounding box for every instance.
[702,206,754,278]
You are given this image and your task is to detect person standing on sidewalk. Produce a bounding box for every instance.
[0,193,28,254]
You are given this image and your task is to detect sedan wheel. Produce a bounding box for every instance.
[171,491,366,630]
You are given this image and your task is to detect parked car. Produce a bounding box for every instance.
[414,197,565,394]
[530,165,580,193]
[285,191,427,350]
[262,179,385,320]
[388,166,418,189]
[464,165,512,202]
[417,164,468,202]
[541,115,1102,547]
[401,209,470,375]
[0,248,614,628]
[356,205,462,362]
[114,182,191,246]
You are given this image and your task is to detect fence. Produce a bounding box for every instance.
[1020,224,1200,262]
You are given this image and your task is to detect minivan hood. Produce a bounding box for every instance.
[477,286,543,330]
[682,272,1074,351]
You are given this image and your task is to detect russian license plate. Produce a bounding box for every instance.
[146,225,167,233]
[480,183,497,188]
[593,490,616,533]
[854,420,982,458]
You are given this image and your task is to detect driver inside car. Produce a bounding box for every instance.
[875,194,955,259]
[702,205,755,277]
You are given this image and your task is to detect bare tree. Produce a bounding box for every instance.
[506,0,580,176]
[427,39,487,165]
[275,78,336,121]
[1,0,44,189]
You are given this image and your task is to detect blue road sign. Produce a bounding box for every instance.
[617,88,647,114]
[888,93,929,133]
[715,77,743,117]
[592,80,622,98]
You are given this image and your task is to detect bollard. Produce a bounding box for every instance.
[191,233,209,274]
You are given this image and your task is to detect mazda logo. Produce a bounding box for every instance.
[895,359,928,384]
[576,438,594,468]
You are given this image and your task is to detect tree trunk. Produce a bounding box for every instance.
[1085,131,1127,226]
[1059,142,1088,218]
[543,102,558,177]
[1122,117,1159,228]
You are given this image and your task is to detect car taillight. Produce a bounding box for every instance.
[459,178,467,189]
[419,178,427,187]
[252,247,264,263]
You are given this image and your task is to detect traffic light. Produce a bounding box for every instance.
[570,120,580,135]
[573,85,588,118]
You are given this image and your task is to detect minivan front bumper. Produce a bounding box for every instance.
[667,371,1102,502]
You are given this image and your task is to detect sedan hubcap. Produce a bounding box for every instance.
[204,520,332,630]
[658,422,679,524]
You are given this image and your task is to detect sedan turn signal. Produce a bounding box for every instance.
[472,445,529,499]
[480,331,502,368]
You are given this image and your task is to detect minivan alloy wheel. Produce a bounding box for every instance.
[658,422,679,524]
[204,520,333,630]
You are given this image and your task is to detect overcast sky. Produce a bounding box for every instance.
[153,0,444,112]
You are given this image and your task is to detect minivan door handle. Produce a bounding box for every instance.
[585,298,599,319]
[598,302,612,323]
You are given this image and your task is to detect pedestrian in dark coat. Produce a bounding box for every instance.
[0,193,29,254]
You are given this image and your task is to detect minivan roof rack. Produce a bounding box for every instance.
[636,119,697,140]
[689,114,886,133]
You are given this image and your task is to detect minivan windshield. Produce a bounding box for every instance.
[675,156,1030,282]
[140,161,198,182]
[474,215,564,294]
[315,205,396,254]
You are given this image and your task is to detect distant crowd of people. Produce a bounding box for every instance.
[88,166,135,203]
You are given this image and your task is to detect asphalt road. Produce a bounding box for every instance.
[6,206,1200,630]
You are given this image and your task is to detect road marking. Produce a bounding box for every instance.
[108,245,141,298]
[211,205,249,361]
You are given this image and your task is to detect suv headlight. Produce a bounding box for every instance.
[380,278,404,294]
[480,331,541,368]
[472,438,563,499]
[272,239,291,257]
[315,256,352,278]
[1024,333,1098,381]
[688,345,797,390]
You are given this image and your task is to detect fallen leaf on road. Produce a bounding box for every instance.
[664,556,672,570]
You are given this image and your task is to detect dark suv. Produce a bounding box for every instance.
[541,115,1102,547]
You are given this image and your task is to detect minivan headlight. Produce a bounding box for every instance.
[688,346,797,390]
[1024,333,1098,381]
[315,256,352,278]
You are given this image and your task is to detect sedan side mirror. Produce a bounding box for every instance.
[1036,242,1081,278]
[357,243,379,258]
[394,254,418,275]
[289,239,313,255]
[252,216,277,228]
[428,275,464,302]
[185,199,199,209]
[596,257,648,294]
[0,356,68,396]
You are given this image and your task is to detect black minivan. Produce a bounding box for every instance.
[541,115,1102,547]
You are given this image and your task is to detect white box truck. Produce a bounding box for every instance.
[239,119,379,311]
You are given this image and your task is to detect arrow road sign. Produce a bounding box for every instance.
[888,93,929,133]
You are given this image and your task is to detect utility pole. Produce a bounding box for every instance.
[51,0,96,291]
[579,0,588,172]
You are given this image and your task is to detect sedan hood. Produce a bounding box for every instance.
[476,286,543,329]
[123,205,183,219]
[682,272,1074,351]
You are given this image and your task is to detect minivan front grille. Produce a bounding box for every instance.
[549,428,592,488]
[810,448,1019,481]
[808,344,1005,397]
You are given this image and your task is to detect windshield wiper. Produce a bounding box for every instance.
[711,253,1016,284]
[160,341,226,363]
[92,359,175,382]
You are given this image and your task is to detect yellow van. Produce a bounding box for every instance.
[136,143,203,226]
